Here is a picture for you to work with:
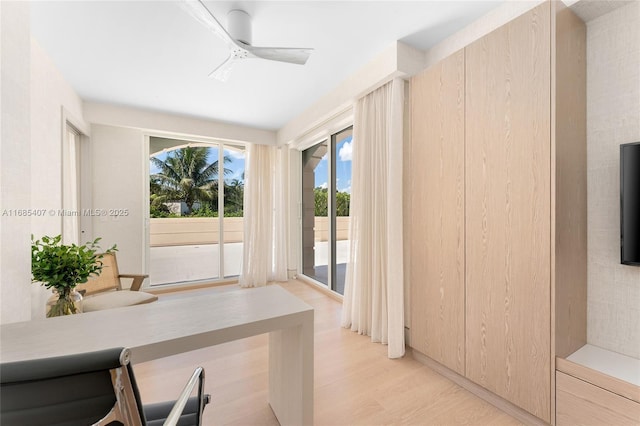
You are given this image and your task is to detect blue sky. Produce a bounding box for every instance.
[314,135,352,193]
[222,148,246,182]
[150,146,245,184]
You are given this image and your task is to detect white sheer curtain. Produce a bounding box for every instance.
[341,78,405,359]
[239,144,288,287]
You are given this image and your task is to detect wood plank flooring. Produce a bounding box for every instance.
[134,280,522,425]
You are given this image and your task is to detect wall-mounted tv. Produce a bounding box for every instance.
[621,142,640,266]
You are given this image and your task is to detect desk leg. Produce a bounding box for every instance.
[269,315,314,425]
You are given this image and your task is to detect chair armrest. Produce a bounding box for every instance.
[163,367,207,426]
[118,274,148,291]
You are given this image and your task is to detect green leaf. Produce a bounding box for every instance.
[31,235,113,292]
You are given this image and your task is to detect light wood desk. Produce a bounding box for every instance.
[0,285,314,426]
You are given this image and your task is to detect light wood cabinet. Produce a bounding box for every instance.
[553,2,588,361]
[410,49,465,375]
[465,4,551,421]
[409,2,586,424]
[556,372,640,426]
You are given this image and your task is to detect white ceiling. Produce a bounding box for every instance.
[30,1,502,131]
[568,0,634,23]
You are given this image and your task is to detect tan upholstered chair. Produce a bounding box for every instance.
[76,253,157,312]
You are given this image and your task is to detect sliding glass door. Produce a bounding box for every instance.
[301,126,352,294]
[148,136,245,286]
[222,143,245,278]
[331,127,352,294]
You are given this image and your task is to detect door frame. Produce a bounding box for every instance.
[142,130,246,289]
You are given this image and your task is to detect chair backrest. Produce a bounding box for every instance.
[0,347,146,426]
[76,252,122,296]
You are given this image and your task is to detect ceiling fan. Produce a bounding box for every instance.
[181,0,314,82]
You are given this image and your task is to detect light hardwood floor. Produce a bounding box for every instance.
[134,280,522,425]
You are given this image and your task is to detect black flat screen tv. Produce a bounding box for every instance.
[621,142,640,266]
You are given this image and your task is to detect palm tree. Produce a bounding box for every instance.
[151,147,231,214]
[224,178,244,214]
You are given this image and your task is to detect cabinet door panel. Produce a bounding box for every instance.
[410,50,465,374]
[465,3,551,421]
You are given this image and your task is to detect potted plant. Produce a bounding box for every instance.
[31,235,116,317]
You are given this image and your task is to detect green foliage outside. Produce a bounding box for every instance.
[223,178,244,216]
[150,147,244,218]
[314,188,328,216]
[149,206,179,218]
[150,146,229,215]
[190,205,244,218]
[314,187,350,216]
[150,193,179,218]
[151,148,349,219]
[336,191,350,217]
[190,204,216,217]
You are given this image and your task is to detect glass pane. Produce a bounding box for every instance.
[302,141,329,285]
[333,129,352,295]
[223,144,245,278]
[149,139,220,285]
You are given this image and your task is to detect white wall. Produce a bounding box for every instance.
[586,1,640,359]
[0,2,89,323]
[277,41,425,146]
[84,102,276,146]
[0,1,32,324]
[29,39,87,318]
[90,124,145,284]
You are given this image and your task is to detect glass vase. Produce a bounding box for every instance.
[46,288,83,317]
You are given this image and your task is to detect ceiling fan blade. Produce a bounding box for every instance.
[181,0,236,50]
[182,1,314,79]
[244,46,313,65]
[208,54,237,82]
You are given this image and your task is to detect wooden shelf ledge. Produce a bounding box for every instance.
[556,344,640,403]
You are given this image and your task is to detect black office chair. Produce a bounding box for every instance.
[0,347,210,426]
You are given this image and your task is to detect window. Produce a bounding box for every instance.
[148,137,245,286]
